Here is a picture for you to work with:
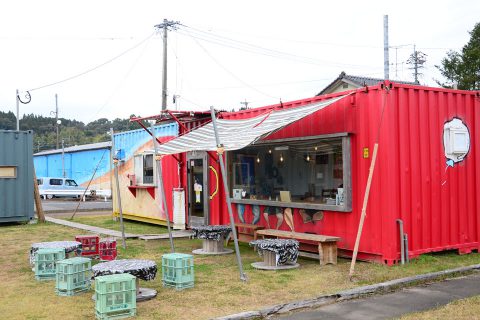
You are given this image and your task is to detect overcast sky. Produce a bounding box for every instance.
[0,0,478,124]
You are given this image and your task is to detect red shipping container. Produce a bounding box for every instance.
[207,82,480,265]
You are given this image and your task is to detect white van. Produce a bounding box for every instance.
[37,177,86,199]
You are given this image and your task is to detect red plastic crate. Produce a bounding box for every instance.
[99,239,117,261]
[75,235,100,257]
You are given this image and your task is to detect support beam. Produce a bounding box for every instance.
[210,106,247,282]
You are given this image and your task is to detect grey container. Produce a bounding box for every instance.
[0,130,34,223]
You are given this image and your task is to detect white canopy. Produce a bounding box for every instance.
[155,95,347,155]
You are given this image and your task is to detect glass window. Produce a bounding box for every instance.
[143,154,154,184]
[37,179,43,185]
[65,179,78,186]
[49,178,63,186]
[228,136,350,210]
[133,153,155,186]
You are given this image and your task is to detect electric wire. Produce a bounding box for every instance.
[27,32,155,92]
[188,35,279,100]
[177,25,383,70]
[86,32,155,123]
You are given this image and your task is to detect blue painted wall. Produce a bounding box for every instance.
[34,123,179,187]
[113,123,178,162]
[34,147,110,185]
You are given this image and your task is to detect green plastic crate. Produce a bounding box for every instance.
[162,253,194,290]
[95,273,136,320]
[55,257,92,296]
[35,248,66,281]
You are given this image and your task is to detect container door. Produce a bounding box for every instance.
[187,152,209,226]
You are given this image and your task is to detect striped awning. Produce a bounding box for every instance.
[155,95,347,155]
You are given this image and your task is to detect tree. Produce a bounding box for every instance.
[436,22,480,90]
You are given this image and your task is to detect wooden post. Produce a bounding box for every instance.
[349,143,378,278]
[33,170,45,223]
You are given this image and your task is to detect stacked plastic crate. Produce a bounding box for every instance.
[34,248,66,280]
[55,257,92,296]
[162,253,194,290]
[75,235,100,257]
[99,239,117,261]
[95,273,136,320]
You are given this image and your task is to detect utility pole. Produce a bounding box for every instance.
[16,89,20,131]
[154,19,180,111]
[62,138,65,178]
[240,99,250,110]
[407,45,427,84]
[50,94,60,149]
[55,94,59,149]
[383,15,389,80]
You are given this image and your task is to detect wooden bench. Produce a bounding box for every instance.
[255,229,340,265]
[226,223,265,246]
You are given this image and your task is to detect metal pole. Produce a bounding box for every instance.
[55,94,59,149]
[16,89,19,131]
[396,219,405,265]
[162,19,168,111]
[210,106,247,282]
[413,45,419,84]
[383,15,389,80]
[151,125,175,252]
[109,128,114,199]
[61,139,65,178]
[114,160,127,249]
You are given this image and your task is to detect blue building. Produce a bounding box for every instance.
[34,141,112,192]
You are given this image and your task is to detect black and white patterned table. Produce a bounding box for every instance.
[92,259,158,301]
[249,238,300,270]
[30,241,82,265]
[191,225,233,255]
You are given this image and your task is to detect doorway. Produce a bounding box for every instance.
[187,152,209,226]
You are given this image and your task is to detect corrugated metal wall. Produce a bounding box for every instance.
[0,130,34,223]
[112,123,179,224]
[34,148,111,187]
[218,84,480,263]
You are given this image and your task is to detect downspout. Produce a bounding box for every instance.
[396,219,405,265]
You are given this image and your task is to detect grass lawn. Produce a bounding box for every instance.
[1,215,480,320]
[399,295,480,320]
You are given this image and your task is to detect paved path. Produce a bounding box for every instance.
[37,199,112,213]
[45,216,139,238]
[45,216,193,241]
[275,273,480,320]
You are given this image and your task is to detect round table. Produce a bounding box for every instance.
[249,239,300,270]
[191,225,233,255]
[30,241,82,266]
[92,259,157,302]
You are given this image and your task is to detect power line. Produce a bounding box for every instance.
[27,32,155,92]
[189,36,279,100]
[177,25,383,70]
[86,32,155,123]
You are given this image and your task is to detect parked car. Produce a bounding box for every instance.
[37,177,87,199]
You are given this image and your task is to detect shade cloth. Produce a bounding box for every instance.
[154,95,347,155]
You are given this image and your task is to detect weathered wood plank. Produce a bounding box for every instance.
[256,229,340,242]
[45,216,139,238]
